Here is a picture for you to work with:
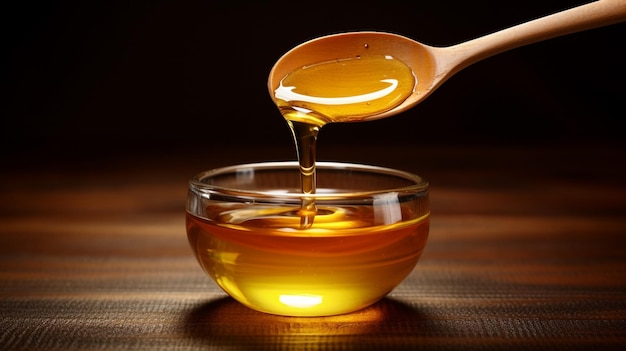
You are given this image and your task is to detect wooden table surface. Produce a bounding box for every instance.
[1,144,625,350]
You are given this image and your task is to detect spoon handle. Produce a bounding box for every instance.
[440,0,626,73]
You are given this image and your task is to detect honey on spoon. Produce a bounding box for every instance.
[269,0,626,123]
[269,0,626,226]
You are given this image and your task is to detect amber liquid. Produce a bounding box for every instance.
[274,54,416,125]
[274,53,416,226]
[186,204,429,316]
[186,52,423,316]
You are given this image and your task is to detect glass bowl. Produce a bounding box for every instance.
[186,161,429,317]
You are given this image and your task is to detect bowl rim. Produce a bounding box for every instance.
[189,161,428,200]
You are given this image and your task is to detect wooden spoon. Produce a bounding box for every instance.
[268,0,626,121]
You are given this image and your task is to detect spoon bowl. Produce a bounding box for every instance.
[268,32,438,120]
[269,0,626,121]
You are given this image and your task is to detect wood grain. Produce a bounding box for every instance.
[1,145,625,350]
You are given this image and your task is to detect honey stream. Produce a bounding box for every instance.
[273,52,417,227]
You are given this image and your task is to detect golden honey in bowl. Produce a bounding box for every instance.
[186,48,428,317]
[186,162,429,317]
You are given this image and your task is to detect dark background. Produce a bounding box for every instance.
[2,0,625,168]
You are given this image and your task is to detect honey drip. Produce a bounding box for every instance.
[273,53,416,227]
